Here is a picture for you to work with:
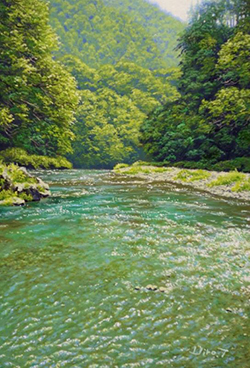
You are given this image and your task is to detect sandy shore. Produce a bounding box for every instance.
[114,165,250,201]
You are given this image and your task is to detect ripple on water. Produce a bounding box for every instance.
[0,169,249,367]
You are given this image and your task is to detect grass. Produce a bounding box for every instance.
[208,172,245,187]
[113,163,250,194]
[113,163,129,170]
[174,169,211,182]
[231,178,250,192]
[114,164,169,175]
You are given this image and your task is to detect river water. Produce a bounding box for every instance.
[0,170,249,367]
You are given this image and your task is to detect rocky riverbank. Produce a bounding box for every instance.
[113,163,250,201]
[0,163,50,206]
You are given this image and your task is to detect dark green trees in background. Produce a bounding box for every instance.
[140,0,250,169]
[0,0,79,157]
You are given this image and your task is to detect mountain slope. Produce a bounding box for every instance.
[103,0,185,67]
[49,0,184,69]
[48,0,183,168]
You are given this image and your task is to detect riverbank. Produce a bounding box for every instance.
[0,163,50,206]
[113,164,250,201]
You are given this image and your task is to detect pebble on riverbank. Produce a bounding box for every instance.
[134,285,168,293]
[114,164,250,201]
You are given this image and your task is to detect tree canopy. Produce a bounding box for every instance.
[0,0,79,157]
[140,0,250,169]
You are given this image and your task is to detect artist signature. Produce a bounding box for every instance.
[190,346,229,358]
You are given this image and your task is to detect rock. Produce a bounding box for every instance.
[19,167,33,178]
[226,308,233,313]
[134,286,140,290]
[0,163,50,206]
[0,168,12,190]
[159,287,168,293]
[12,197,25,206]
[36,177,50,190]
[146,284,158,291]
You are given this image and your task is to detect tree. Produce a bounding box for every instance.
[140,0,250,168]
[0,0,79,156]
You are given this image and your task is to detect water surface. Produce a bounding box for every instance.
[0,170,249,367]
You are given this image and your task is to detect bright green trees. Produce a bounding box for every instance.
[49,0,184,70]
[61,56,179,168]
[0,0,79,156]
[102,0,184,67]
[47,0,184,168]
[72,89,145,168]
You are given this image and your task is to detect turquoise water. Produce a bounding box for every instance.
[0,170,249,367]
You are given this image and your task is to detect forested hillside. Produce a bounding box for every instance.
[102,0,184,67]
[48,0,184,168]
[62,56,180,168]
[1,0,249,171]
[140,0,250,171]
[49,0,184,69]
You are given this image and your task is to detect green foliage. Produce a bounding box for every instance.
[49,0,184,69]
[212,158,250,173]
[19,192,33,201]
[47,0,184,168]
[140,0,250,170]
[114,163,129,170]
[0,0,79,157]
[0,190,15,202]
[61,56,180,168]
[208,172,245,187]
[114,165,168,175]
[232,178,250,192]
[174,169,211,182]
[0,148,72,169]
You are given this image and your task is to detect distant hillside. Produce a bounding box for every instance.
[49,0,184,69]
[48,0,183,168]
[103,0,185,67]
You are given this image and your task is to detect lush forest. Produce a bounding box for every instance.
[0,0,183,168]
[0,0,249,171]
[49,0,183,168]
[140,0,250,171]
[0,0,79,162]
[49,0,183,69]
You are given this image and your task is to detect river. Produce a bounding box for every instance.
[0,169,249,367]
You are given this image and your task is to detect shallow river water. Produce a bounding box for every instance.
[0,170,249,368]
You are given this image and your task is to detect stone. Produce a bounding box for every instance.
[146,284,157,291]
[19,167,33,178]
[159,287,168,293]
[12,197,25,206]
[134,286,140,290]
[37,177,50,190]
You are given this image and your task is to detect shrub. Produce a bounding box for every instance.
[213,158,250,173]
[0,148,72,169]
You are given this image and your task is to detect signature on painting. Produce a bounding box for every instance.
[190,346,229,358]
